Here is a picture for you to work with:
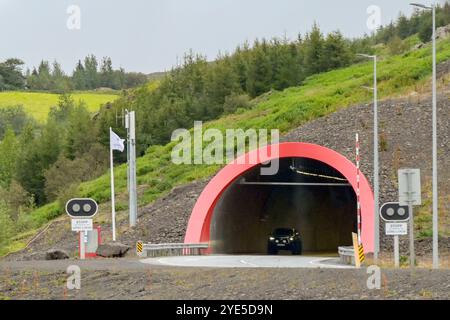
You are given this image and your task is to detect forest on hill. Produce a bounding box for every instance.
[0,55,148,92]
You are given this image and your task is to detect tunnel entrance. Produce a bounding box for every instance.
[185,143,375,254]
[210,158,357,255]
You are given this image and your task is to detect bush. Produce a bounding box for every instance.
[0,202,15,246]
[223,94,252,114]
[387,36,409,55]
[418,20,433,43]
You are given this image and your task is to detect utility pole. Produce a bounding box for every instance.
[410,2,439,269]
[357,53,379,262]
[126,111,138,227]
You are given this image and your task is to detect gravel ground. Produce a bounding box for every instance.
[1,259,450,300]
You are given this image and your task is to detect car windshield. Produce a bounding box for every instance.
[274,228,294,237]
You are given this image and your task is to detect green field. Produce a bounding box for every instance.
[0,91,119,121]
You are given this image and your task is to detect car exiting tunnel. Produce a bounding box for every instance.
[185,143,374,255]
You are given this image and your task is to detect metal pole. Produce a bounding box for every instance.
[110,128,117,242]
[125,110,130,192]
[129,112,138,227]
[373,56,380,262]
[431,4,439,270]
[406,171,415,268]
[356,134,362,245]
[80,231,86,260]
[409,202,415,268]
[394,235,399,268]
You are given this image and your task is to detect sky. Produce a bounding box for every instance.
[0,0,444,74]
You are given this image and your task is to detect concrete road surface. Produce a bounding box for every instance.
[140,255,355,269]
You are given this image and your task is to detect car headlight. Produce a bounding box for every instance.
[269,237,275,241]
[290,237,294,241]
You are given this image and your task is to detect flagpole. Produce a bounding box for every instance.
[110,127,117,242]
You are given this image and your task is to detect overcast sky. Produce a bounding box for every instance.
[0,0,443,74]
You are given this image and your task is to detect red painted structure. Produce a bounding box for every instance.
[184,143,374,253]
[78,226,102,258]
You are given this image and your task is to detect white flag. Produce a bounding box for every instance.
[110,129,125,152]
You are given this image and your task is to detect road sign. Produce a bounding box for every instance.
[380,202,410,222]
[136,241,143,257]
[66,198,98,218]
[386,223,408,236]
[398,169,422,206]
[398,169,421,268]
[71,219,93,232]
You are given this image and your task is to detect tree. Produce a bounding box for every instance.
[72,60,86,90]
[0,201,14,246]
[303,23,325,75]
[0,106,34,139]
[0,180,33,222]
[15,120,62,205]
[0,58,25,90]
[396,14,411,39]
[64,102,98,159]
[100,56,114,88]
[246,40,273,97]
[0,128,18,188]
[44,143,108,203]
[321,31,351,71]
[84,55,99,89]
[418,15,433,43]
[36,60,52,90]
[51,61,70,92]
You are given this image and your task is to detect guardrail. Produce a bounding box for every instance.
[338,246,355,265]
[138,243,209,258]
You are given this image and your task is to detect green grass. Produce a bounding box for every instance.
[2,38,450,256]
[0,91,119,121]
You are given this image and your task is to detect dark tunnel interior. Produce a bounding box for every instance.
[210,158,357,255]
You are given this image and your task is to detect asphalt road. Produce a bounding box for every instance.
[141,255,355,269]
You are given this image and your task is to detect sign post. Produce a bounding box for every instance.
[380,202,410,268]
[394,235,399,268]
[110,128,125,241]
[66,198,98,260]
[398,169,421,268]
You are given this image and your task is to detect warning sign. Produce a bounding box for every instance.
[136,241,144,257]
[71,219,93,232]
[386,223,408,236]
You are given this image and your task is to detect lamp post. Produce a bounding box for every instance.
[410,2,439,269]
[357,53,379,262]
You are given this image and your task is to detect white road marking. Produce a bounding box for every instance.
[239,259,259,267]
[309,258,355,269]
[142,255,352,269]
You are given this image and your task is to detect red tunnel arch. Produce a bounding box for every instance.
[184,142,374,253]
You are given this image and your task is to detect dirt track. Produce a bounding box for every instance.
[1,259,450,300]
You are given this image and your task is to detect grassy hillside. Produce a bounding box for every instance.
[2,39,450,256]
[0,91,119,121]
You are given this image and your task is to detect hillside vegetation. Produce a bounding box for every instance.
[1,36,449,256]
[0,91,119,121]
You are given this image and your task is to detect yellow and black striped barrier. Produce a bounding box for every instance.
[352,233,365,268]
[358,244,366,264]
[136,241,143,257]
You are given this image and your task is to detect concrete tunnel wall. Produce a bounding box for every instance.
[210,159,357,254]
[184,143,375,254]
